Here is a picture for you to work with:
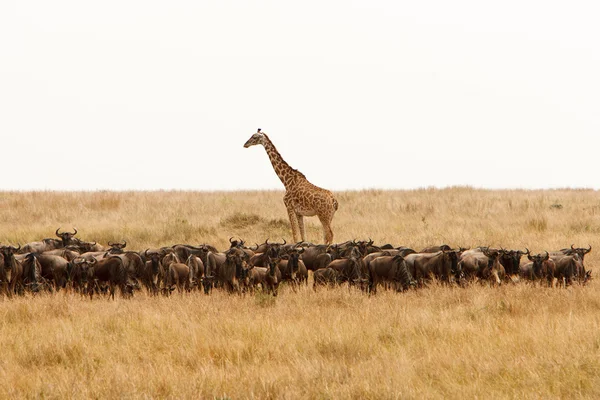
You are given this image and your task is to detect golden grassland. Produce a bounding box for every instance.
[0,188,599,399]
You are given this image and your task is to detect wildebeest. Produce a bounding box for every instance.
[206,247,249,293]
[43,248,81,262]
[313,267,340,289]
[186,255,204,289]
[521,251,555,287]
[368,254,415,294]
[459,249,505,285]
[327,247,365,288]
[277,246,307,286]
[37,253,72,291]
[20,253,42,292]
[264,257,282,296]
[142,250,164,295]
[300,243,340,271]
[55,228,78,247]
[499,249,529,277]
[552,255,579,287]
[163,262,191,295]
[86,256,129,300]
[0,245,23,296]
[404,250,460,285]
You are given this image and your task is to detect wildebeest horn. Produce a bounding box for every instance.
[586,245,592,254]
[122,240,127,248]
[56,228,62,237]
[524,248,530,255]
[281,238,286,245]
[71,228,77,235]
[108,241,115,246]
[571,244,575,250]
[144,249,149,257]
[544,251,549,261]
[229,237,234,244]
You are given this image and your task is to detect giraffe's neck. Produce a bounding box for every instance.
[262,135,303,189]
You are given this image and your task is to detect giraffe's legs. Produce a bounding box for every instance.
[318,213,334,245]
[296,214,306,242]
[284,195,301,243]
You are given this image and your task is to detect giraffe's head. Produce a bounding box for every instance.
[243,128,267,148]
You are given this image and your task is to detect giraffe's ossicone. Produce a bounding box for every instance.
[244,129,338,244]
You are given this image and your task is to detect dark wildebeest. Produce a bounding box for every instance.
[300,244,340,271]
[55,227,78,247]
[86,257,129,300]
[37,254,72,291]
[163,262,191,295]
[327,247,366,289]
[264,256,282,296]
[247,266,268,292]
[368,254,415,294]
[142,250,164,295]
[420,244,452,253]
[404,250,460,286]
[186,255,204,289]
[556,244,592,262]
[552,255,579,287]
[202,251,226,294]
[313,267,340,290]
[208,247,249,294]
[499,249,529,278]
[106,245,145,291]
[525,251,555,287]
[20,238,62,254]
[107,240,127,252]
[459,249,504,285]
[0,245,23,296]
[43,248,81,262]
[277,247,307,286]
[69,257,95,294]
[20,253,42,293]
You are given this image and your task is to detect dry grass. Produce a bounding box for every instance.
[0,188,599,399]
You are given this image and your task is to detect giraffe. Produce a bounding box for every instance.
[243,129,339,244]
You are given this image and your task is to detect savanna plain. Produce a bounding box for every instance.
[0,188,599,399]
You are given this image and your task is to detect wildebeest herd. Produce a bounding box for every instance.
[0,228,592,299]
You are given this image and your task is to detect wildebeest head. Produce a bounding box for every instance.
[0,244,20,278]
[563,244,592,262]
[528,251,550,278]
[442,249,461,284]
[287,246,304,279]
[55,227,78,246]
[144,249,162,283]
[72,257,95,286]
[499,248,529,275]
[229,237,246,249]
[483,249,504,285]
[226,247,249,280]
[108,240,127,254]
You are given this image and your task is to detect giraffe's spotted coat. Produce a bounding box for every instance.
[244,130,338,244]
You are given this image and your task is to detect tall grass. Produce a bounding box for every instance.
[0,188,599,398]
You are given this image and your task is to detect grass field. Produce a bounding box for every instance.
[0,188,599,399]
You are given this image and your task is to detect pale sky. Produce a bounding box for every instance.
[1,0,598,191]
